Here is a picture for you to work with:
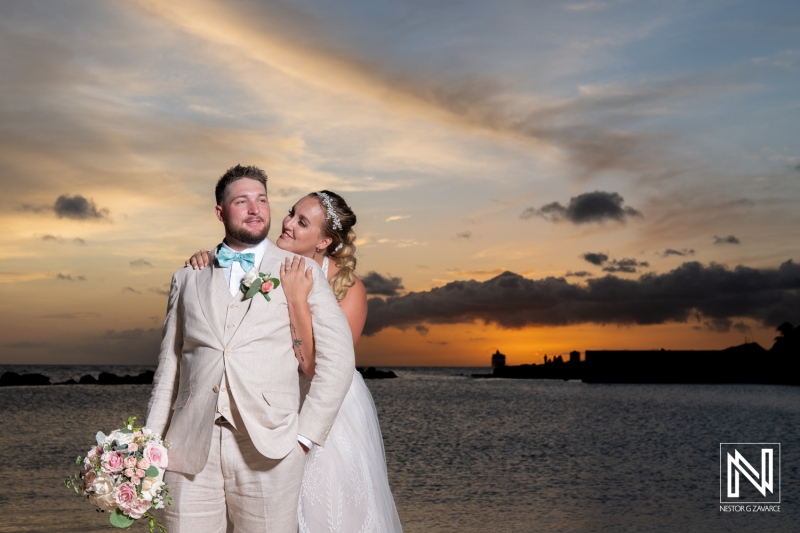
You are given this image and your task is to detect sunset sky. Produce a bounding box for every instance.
[1,0,799,367]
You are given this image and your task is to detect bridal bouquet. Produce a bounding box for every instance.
[65,416,171,531]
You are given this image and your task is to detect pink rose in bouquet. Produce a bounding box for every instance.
[101,451,124,474]
[144,442,168,469]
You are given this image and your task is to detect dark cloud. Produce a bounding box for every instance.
[662,248,695,258]
[123,287,141,294]
[565,271,593,278]
[149,286,170,296]
[56,273,86,281]
[522,191,642,224]
[699,317,734,333]
[361,272,404,297]
[714,235,741,245]
[40,234,86,245]
[456,231,472,240]
[732,321,751,334]
[427,341,449,345]
[602,258,649,274]
[130,259,153,268]
[19,204,50,213]
[582,253,609,266]
[54,194,110,220]
[363,260,800,336]
[583,252,648,273]
[415,325,430,336]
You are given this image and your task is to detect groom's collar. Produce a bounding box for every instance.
[219,239,270,269]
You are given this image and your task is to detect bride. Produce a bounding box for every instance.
[188,190,402,532]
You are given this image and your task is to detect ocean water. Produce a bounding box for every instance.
[0,366,797,532]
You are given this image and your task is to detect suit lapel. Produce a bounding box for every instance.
[229,243,282,344]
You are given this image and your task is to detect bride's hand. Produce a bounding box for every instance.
[185,249,211,270]
[280,256,313,304]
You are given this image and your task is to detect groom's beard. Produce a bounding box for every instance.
[226,217,270,245]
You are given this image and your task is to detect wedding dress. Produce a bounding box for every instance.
[298,257,402,533]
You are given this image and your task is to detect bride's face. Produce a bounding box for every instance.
[276,196,331,256]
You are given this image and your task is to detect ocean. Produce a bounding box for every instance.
[0,365,797,532]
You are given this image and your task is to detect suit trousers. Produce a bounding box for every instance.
[162,420,305,533]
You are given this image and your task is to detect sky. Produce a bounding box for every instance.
[1,0,799,367]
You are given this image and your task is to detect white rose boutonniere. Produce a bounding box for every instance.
[241,268,281,301]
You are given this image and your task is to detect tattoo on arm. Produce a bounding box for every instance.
[290,324,305,362]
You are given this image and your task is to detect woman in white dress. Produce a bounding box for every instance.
[189,190,402,533]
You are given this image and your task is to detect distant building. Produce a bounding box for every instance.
[491,350,506,368]
[570,350,581,364]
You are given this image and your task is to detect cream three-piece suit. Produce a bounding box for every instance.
[145,242,354,532]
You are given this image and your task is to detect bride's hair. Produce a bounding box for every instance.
[312,190,357,301]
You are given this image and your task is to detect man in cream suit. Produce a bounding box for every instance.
[146,165,354,532]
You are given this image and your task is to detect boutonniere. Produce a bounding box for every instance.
[241,269,281,301]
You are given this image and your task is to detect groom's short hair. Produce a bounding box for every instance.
[215,165,268,205]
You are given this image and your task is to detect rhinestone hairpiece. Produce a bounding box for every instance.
[316,192,343,231]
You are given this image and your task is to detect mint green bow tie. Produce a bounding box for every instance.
[217,248,256,271]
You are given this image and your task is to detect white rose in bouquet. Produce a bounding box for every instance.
[87,472,117,512]
[140,475,165,502]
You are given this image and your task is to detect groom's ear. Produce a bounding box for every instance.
[215,204,224,222]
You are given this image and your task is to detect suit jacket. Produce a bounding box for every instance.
[145,242,354,475]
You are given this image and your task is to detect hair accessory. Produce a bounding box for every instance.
[334,243,343,252]
[316,192,343,231]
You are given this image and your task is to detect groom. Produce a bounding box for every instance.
[145,165,354,532]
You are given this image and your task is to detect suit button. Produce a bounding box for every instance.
[220,387,227,393]
[224,348,231,356]
[230,304,237,309]
[226,323,234,329]
[213,386,220,393]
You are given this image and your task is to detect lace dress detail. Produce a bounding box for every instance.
[299,371,402,532]
[298,255,402,532]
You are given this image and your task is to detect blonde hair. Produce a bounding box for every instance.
[312,191,357,301]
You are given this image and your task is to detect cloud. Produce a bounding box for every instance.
[565,271,593,277]
[55,273,86,281]
[415,325,429,336]
[385,215,411,222]
[149,286,170,296]
[40,234,87,245]
[123,287,141,294]
[582,253,648,273]
[361,272,404,296]
[39,312,102,319]
[602,258,649,274]
[662,248,695,258]
[455,231,472,240]
[53,194,110,220]
[363,260,800,335]
[446,268,507,279]
[713,235,741,245]
[582,252,609,266]
[130,259,154,268]
[523,191,642,224]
